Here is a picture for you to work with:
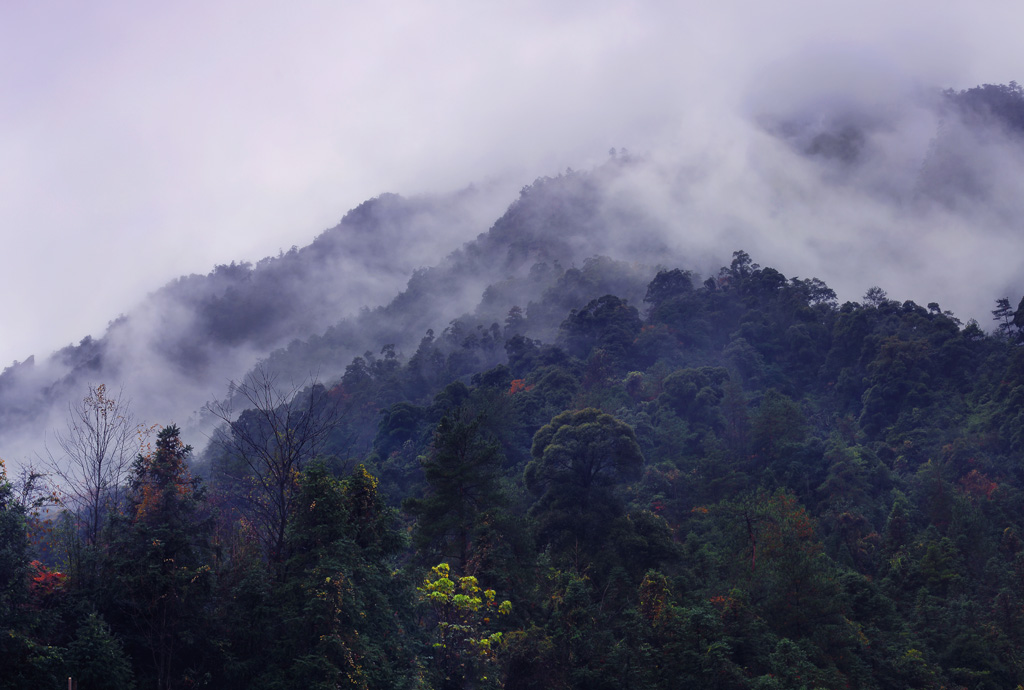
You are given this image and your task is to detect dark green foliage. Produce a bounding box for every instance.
[659,366,729,429]
[404,411,506,569]
[559,294,642,364]
[215,462,419,689]
[273,463,418,689]
[19,239,1024,688]
[750,389,806,468]
[0,465,60,690]
[374,401,425,460]
[0,463,27,623]
[526,408,644,496]
[634,571,749,689]
[102,425,216,690]
[65,613,134,690]
[525,408,644,563]
[643,268,694,309]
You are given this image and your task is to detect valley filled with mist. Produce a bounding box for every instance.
[5,81,1024,688]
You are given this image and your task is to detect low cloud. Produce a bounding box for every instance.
[3,2,1024,471]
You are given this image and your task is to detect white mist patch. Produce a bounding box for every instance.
[583,62,1024,328]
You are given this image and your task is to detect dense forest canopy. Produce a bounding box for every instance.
[6,245,1024,688]
[5,83,1024,689]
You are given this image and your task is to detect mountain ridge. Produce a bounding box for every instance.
[6,81,1024,467]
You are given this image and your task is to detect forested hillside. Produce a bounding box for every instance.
[5,83,1024,690]
[0,187,506,448]
[7,81,1024,462]
[6,243,1024,689]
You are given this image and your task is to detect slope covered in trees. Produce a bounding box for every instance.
[6,241,1024,688]
[7,82,1024,689]
[9,77,1024,462]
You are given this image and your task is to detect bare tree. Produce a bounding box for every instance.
[46,384,144,546]
[11,461,56,517]
[207,365,344,570]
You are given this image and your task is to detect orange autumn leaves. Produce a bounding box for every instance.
[508,379,533,395]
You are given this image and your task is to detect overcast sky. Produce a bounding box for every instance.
[2,1,1023,369]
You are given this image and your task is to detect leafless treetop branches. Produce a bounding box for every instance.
[46,384,147,545]
[206,365,345,567]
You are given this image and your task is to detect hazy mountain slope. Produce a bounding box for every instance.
[0,187,506,459]
[6,81,1024,469]
[252,158,668,388]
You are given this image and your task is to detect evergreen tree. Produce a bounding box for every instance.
[65,613,135,690]
[271,462,419,689]
[404,410,506,570]
[103,425,215,690]
[525,408,644,564]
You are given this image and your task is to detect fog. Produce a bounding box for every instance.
[4,2,1024,469]
[0,186,513,467]
[4,1,1021,366]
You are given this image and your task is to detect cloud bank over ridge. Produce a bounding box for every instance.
[5,2,1024,470]
[3,1,1023,367]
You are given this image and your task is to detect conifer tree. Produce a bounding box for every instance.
[103,425,214,690]
[404,411,505,570]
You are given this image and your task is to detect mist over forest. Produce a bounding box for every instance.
[7,79,1024,689]
[3,79,1024,467]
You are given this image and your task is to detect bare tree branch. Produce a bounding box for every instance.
[45,384,147,546]
[206,365,345,569]
[11,461,56,517]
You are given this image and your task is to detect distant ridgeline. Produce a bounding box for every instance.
[5,84,1024,689]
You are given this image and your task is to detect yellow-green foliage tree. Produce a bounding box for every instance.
[419,562,512,690]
